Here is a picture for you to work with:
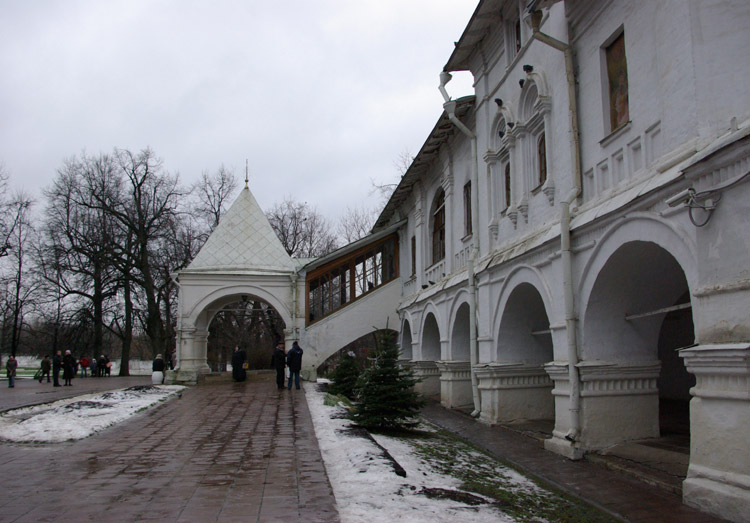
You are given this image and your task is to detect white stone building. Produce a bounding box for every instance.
[173,1,749,520]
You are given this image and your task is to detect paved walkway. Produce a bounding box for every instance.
[420,402,722,523]
[0,379,339,522]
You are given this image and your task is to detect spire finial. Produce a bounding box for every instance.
[245,159,249,189]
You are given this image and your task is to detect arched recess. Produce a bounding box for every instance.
[582,239,695,446]
[421,312,442,361]
[491,265,555,360]
[497,282,553,364]
[400,319,414,360]
[450,302,471,361]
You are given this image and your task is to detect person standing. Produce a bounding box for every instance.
[6,355,18,388]
[271,342,286,390]
[231,345,247,382]
[39,355,51,383]
[286,341,303,390]
[152,354,166,384]
[79,356,90,378]
[89,356,97,378]
[62,350,76,386]
[52,350,63,387]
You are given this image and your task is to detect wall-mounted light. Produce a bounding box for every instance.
[494,98,503,107]
[507,122,515,129]
[523,64,534,73]
[519,79,525,88]
[428,280,436,285]
[421,284,428,290]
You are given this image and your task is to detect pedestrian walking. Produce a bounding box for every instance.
[271,342,286,390]
[39,355,51,383]
[63,350,76,386]
[52,350,62,387]
[231,345,247,382]
[97,355,106,377]
[6,355,18,388]
[286,341,303,390]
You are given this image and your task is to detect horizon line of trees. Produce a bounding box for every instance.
[0,147,393,373]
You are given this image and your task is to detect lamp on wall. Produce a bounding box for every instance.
[523,64,534,73]
[519,78,525,88]
[421,284,429,290]
[494,98,503,107]
[507,122,515,129]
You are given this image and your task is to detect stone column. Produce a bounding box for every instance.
[680,344,750,522]
[171,328,211,384]
[475,362,553,424]
[411,360,440,396]
[437,360,472,408]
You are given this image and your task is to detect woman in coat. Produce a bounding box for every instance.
[231,345,247,382]
[62,350,76,386]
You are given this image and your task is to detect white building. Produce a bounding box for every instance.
[174,1,750,520]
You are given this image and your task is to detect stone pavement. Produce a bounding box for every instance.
[0,379,339,522]
[421,402,723,523]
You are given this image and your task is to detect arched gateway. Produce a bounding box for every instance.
[169,185,400,384]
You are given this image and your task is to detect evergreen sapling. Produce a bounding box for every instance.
[351,330,424,430]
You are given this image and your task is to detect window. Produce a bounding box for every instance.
[306,235,398,324]
[463,182,472,236]
[537,133,547,187]
[605,31,629,132]
[410,236,416,276]
[432,189,445,264]
[504,163,512,209]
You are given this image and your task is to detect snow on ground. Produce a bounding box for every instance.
[0,385,184,443]
[304,381,515,523]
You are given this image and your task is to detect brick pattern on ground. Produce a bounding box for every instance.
[0,381,339,522]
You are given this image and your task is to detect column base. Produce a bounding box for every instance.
[683,465,750,523]
[544,433,584,460]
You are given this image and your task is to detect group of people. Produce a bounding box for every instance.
[228,340,304,390]
[36,351,111,387]
[271,341,304,390]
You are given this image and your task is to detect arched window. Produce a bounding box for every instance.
[537,133,547,187]
[432,189,445,264]
[504,163,512,209]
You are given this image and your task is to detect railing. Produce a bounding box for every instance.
[424,259,445,284]
[454,245,471,271]
[403,276,416,297]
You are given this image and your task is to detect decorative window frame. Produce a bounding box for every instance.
[517,73,555,207]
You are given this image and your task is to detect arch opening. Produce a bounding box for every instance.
[451,303,470,361]
[421,313,441,361]
[206,296,286,372]
[583,241,694,448]
[497,283,552,364]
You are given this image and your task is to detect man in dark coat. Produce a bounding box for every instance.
[39,355,51,383]
[231,345,247,382]
[271,342,286,390]
[286,341,303,390]
[52,350,62,387]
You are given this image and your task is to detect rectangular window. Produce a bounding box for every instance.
[463,182,472,236]
[605,31,629,132]
[410,236,416,276]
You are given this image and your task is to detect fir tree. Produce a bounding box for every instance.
[328,351,361,399]
[351,330,424,430]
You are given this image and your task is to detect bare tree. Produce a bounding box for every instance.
[266,197,338,258]
[0,192,38,356]
[369,148,413,206]
[337,205,375,244]
[191,164,238,233]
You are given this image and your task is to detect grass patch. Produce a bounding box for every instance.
[409,425,618,522]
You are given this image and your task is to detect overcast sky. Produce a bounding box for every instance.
[0,1,475,222]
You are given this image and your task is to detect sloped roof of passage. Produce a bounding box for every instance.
[184,186,295,273]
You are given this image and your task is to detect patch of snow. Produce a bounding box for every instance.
[0,385,185,443]
[304,382,515,522]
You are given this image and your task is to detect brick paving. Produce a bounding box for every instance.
[0,379,339,522]
[420,402,723,523]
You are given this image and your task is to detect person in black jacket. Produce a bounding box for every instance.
[52,350,63,387]
[62,350,76,386]
[271,342,286,390]
[286,341,303,390]
[231,345,247,382]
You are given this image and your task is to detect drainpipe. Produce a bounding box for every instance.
[170,272,183,371]
[291,271,298,338]
[439,72,482,417]
[529,10,583,441]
